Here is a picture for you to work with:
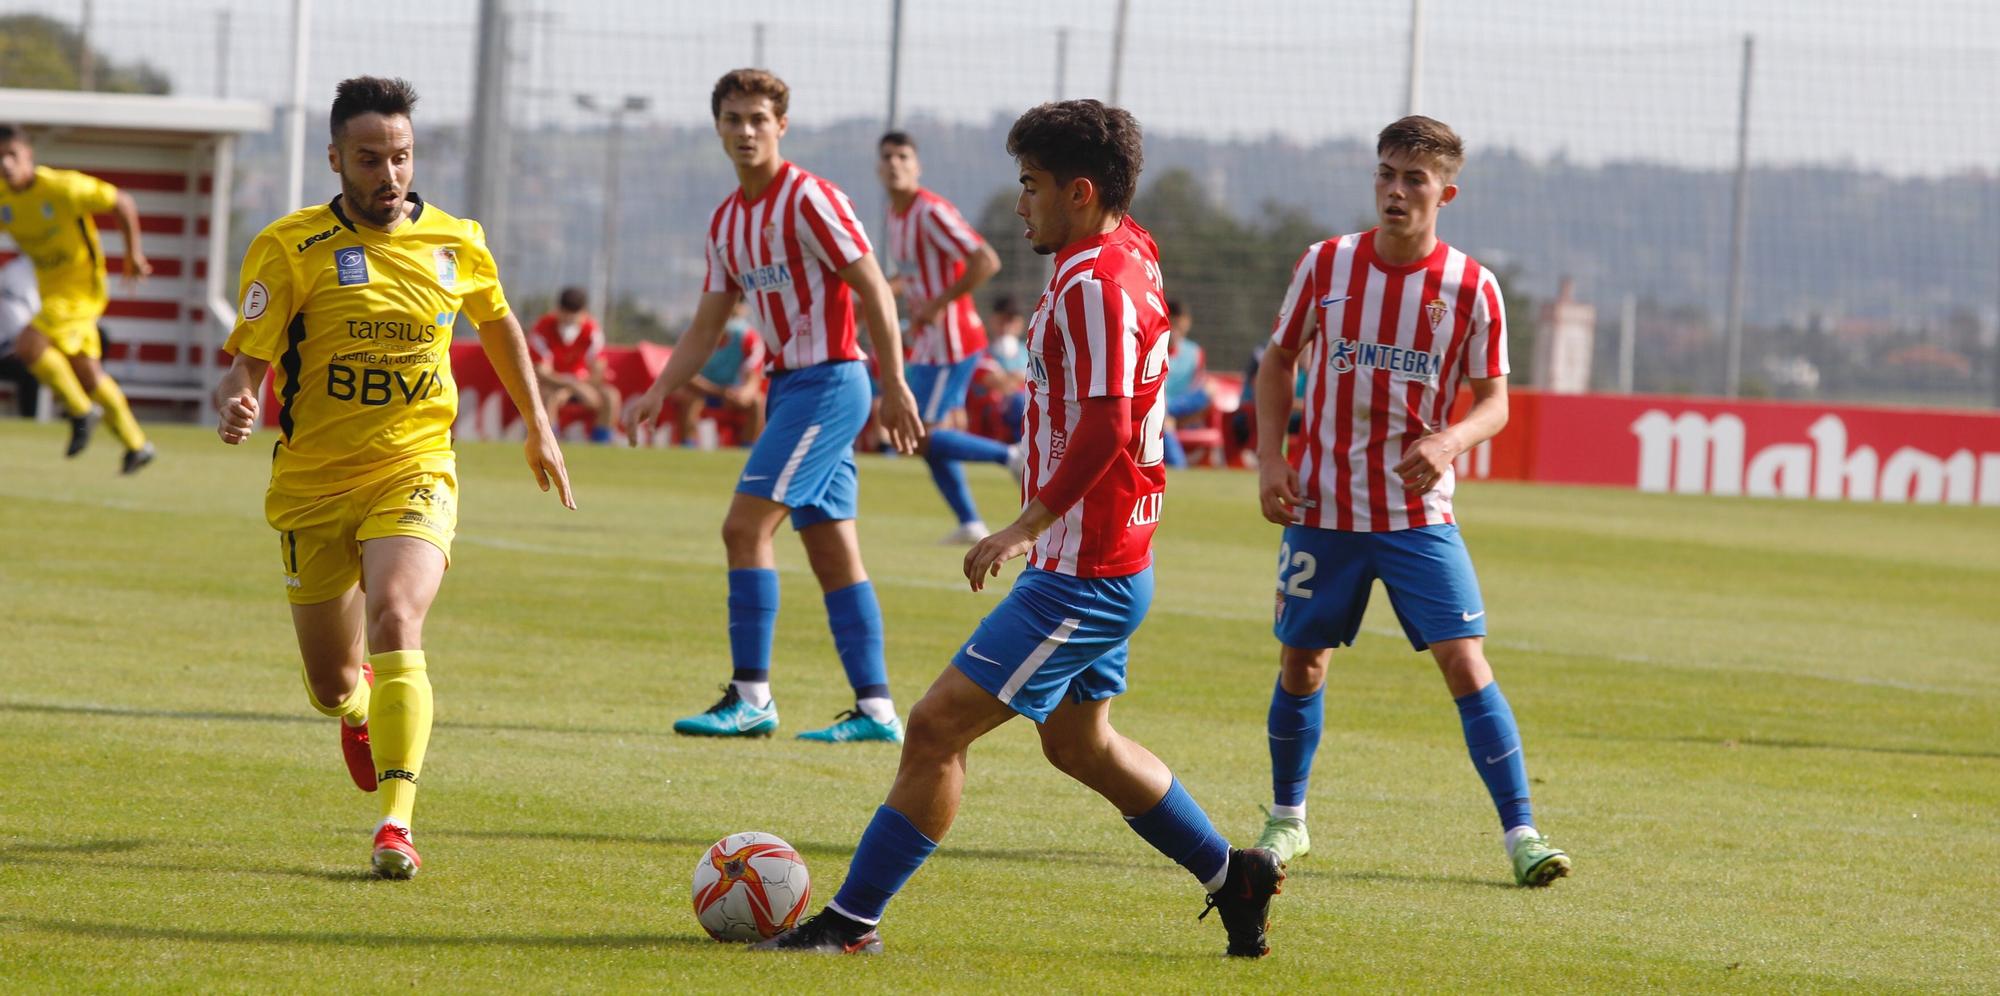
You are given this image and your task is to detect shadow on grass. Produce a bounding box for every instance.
[0,849,377,883]
[1,916,712,950]
[435,827,1166,872]
[0,700,663,739]
[0,838,151,856]
[1318,867,1518,891]
[1584,731,2000,762]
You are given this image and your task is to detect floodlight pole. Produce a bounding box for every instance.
[468,0,513,247]
[78,0,97,90]
[1724,34,1754,398]
[1108,0,1130,105]
[1055,28,1068,99]
[1405,0,1425,115]
[284,0,312,211]
[886,0,905,128]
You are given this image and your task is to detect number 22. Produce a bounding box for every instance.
[1276,542,1317,597]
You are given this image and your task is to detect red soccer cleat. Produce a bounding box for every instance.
[342,662,377,792]
[371,822,421,880]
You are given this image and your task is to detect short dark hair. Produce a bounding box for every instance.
[711,68,789,120]
[0,123,27,145]
[557,287,588,312]
[1166,298,1188,319]
[1377,115,1465,181]
[879,130,915,152]
[330,76,418,140]
[1006,100,1143,215]
[990,293,1020,319]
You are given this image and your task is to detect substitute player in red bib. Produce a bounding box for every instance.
[1251,116,1569,887]
[755,100,1281,959]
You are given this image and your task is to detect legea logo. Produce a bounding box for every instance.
[1630,410,2000,504]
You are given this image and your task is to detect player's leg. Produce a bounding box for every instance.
[573,380,616,443]
[917,356,1012,543]
[1376,524,1569,886]
[1258,525,1372,863]
[271,489,375,793]
[12,324,96,453]
[755,666,1017,953]
[795,516,900,742]
[66,342,153,471]
[355,534,445,879]
[671,491,789,736]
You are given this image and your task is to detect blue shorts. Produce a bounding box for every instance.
[1273,523,1486,651]
[736,360,870,529]
[907,355,982,425]
[952,566,1154,723]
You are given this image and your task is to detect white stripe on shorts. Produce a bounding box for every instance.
[997,616,1082,705]
[924,366,951,424]
[771,423,822,503]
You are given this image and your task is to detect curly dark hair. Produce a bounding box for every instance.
[712,68,789,120]
[330,76,418,140]
[1005,100,1143,215]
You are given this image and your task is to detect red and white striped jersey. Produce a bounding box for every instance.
[1021,216,1172,578]
[703,161,873,371]
[1270,229,1508,532]
[887,188,988,364]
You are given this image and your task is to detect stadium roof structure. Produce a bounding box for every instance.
[1,88,271,136]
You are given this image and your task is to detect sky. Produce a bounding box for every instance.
[12,0,2000,176]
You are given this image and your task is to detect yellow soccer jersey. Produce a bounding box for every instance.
[226,193,510,496]
[0,166,119,320]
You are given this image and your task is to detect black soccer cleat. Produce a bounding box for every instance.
[121,442,156,475]
[1199,847,1285,958]
[66,410,98,457]
[748,909,883,955]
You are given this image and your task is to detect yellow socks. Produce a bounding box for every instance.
[369,650,433,827]
[89,377,147,451]
[302,663,370,726]
[26,349,92,417]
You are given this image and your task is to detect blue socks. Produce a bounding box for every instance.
[824,580,889,700]
[726,568,779,682]
[1267,679,1325,808]
[927,428,1011,464]
[1455,682,1534,831]
[925,450,981,525]
[1125,777,1231,889]
[1161,429,1188,469]
[830,805,938,923]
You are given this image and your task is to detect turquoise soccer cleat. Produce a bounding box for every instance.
[1510,830,1571,887]
[796,709,904,743]
[672,685,779,737]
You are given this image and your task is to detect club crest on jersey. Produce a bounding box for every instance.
[40,202,54,219]
[1328,337,1441,382]
[1426,298,1450,332]
[433,248,458,287]
[334,247,370,286]
[0,205,11,223]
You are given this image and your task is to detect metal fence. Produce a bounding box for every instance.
[4,0,1998,406]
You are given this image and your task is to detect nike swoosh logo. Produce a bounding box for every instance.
[740,474,770,482]
[1484,745,1521,765]
[1319,294,1352,307]
[963,644,1003,666]
[1461,611,1485,622]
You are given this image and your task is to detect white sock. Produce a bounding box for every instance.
[732,680,772,708]
[1269,803,1306,821]
[1202,854,1231,893]
[856,696,896,723]
[1504,824,1538,858]
[378,816,410,837]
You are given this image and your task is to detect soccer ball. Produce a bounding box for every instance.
[690,831,812,942]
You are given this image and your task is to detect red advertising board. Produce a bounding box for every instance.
[1455,391,2000,505]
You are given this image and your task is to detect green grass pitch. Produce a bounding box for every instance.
[2,420,1996,992]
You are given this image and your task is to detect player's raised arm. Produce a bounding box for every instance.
[622,287,740,443]
[476,312,575,509]
[838,252,924,453]
[212,352,270,445]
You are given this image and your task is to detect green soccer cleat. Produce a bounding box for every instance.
[796,709,903,744]
[1254,807,1311,865]
[1510,831,1571,887]
[672,685,779,737]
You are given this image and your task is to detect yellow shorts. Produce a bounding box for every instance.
[266,463,458,604]
[32,312,103,359]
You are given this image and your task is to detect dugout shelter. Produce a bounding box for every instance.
[0,88,271,418]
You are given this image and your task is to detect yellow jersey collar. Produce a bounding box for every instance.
[328,191,427,237]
